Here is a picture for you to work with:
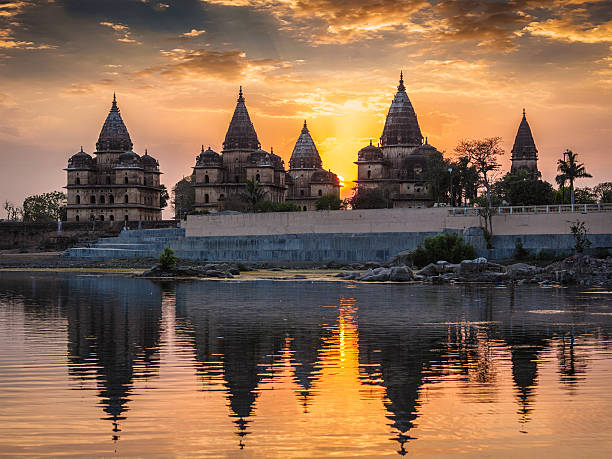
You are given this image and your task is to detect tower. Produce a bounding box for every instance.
[510,109,539,175]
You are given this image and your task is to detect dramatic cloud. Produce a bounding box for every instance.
[183,28,206,37]
[135,48,290,81]
[99,21,141,44]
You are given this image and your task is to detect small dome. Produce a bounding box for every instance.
[195,146,222,167]
[358,142,383,161]
[118,150,141,165]
[311,169,339,185]
[247,148,284,170]
[141,150,159,170]
[68,148,93,168]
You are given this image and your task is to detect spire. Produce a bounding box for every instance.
[96,94,133,152]
[144,148,148,156]
[201,145,205,153]
[223,87,260,151]
[289,120,322,169]
[381,72,423,147]
[511,108,538,172]
[398,70,405,92]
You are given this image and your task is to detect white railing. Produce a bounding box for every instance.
[447,203,612,217]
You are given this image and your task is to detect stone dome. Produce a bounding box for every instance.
[311,169,339,185]
[247,149,284,170]
[380,72,423,147]
[96,94,133,152]
[358,142,384,161]
[117,150,141,166]
[68,147,93,168]
[141,150,159,170]
[195,146,222,167]
[289,121,322,169]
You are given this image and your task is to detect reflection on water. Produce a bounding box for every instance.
[1,273,612,457]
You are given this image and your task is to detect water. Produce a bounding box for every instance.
[1,272,612,457]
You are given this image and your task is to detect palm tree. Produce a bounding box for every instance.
[556,150,592,206]
[239,178,267,211]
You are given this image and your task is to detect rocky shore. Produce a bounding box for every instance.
[335,254,612,287]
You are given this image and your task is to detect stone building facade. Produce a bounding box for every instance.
[65,95,163,222]
[354,72,442,208]
[286,121,340,211]
[192,88,339,212]
[510,109,539,175]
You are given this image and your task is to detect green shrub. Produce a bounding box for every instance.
[570,220,592,253]
[159,247,177,270]
[253,201,300,212]
[411,232,475,267]
[315,193,343,210]
[513,238,529,260]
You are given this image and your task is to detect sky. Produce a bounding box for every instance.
[1,0,611,214]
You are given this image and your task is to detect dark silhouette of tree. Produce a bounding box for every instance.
[494,170,554,205]
[556,150,591,206]
[172,175,196,219]
[239,179,268,211]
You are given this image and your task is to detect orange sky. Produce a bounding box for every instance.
[1,0,612,215]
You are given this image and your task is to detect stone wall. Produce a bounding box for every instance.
[0,220,178,250]
[184,207,612,237]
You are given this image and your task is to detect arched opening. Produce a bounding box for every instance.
[75,177,81,185]
[124,176,129,184]
[235,175,239,183]
[76,195,80,204]
[100,195,105,204]
[90,195,96,204]
[205,194,209,203]
[110,215,114,221]
[106,176,111,185]
[219,194,225,200]
[300,189,304,196]
[303,206,307,211]
[124,194,129,204]
[75,215,79,222]
[109,195,114,204]
[205,174,209,183]
[367,170,371,179]
[318,189,322,196]
[90,214,95,221]
[255,173,260,182]
[124,215,129,222]
[100,215,104,221]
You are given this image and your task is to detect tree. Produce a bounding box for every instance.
[411,233,475,268]
[159,184,169,209]
[22,191,67,222]
[556,150,591,206]
[573,187,597,204]
[239,179,268,211]
[172,175,195,219]
[593,182,612,203]
[451,155,479,206]
[570,220,591,253]
[315,193,343,210]
[494,170,554,206]
[424,151,451,204]
[348,188,393,209]
[455,137,503,235]
[3,201,22,221]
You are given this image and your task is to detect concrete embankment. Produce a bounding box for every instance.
[63,208,612,263]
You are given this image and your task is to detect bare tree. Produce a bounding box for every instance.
[455,137,504,236]
[4,200,22,221]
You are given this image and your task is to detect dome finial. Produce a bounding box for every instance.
[369,139,372,146]
[522,107,526,118]
[201,145,204,153]
[238,86,244,102]
[80,145,83,152]
[111,92,119,112]
[145,148,148,156]
[398,70,405,92]
[301,119,309,134]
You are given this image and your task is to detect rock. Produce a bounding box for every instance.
[417,263,439,277]
[358,268,390,282]
[431,276,448,284]
[436,260,449,265]
[507,263,538,279]
[389,250,412,266]
[205,269,224,277]
[269,267,283,271]
[389,266,414,282]
[226,272,234,279]
[228,268,240,275]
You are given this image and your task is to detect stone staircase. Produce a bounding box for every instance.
[64,228,185,260]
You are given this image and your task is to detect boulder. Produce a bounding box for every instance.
[417,263,439,277]
[389,266,414,282]
[389,250,412,266]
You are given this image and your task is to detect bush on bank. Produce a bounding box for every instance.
[411,233,475,268]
